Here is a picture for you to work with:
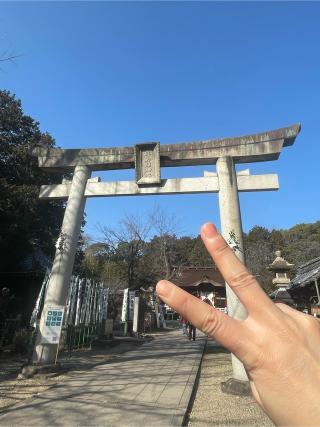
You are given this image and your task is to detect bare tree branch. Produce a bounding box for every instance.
[98,214,152,289]
[0,51,21,71]
[149,204,181,237]
[0,55,19,63]
[148,205,182,280]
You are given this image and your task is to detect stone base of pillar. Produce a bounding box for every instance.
[18,363,64,380]
[221,378,251,396]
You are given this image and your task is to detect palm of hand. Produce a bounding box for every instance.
[157,223,320,427]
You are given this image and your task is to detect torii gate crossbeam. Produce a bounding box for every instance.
[39,173,279,199]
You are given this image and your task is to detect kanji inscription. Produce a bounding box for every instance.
[135,142,161,185]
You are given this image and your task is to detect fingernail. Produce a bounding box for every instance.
[156,280,170,297]
[201,223,218,239]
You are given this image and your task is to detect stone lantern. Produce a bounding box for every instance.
[268,251,295,305]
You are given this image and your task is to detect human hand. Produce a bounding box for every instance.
[156,223,320,427]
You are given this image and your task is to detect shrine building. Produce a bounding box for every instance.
[170,266,227,310]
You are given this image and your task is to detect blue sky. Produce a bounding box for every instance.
[1,1,320,239]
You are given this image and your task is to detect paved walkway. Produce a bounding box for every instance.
[0,330,206,426]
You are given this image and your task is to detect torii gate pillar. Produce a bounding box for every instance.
[217,156,248,383]
[32,165,91,363]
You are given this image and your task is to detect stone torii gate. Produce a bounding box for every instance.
[32,123,300,386]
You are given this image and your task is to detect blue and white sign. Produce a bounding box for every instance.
[40,306,64,344]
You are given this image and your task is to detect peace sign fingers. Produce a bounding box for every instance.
[200,223,276,315]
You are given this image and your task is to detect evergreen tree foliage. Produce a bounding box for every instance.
[244,226,275,292]
[281,221,320,272]
[0,90,65,271]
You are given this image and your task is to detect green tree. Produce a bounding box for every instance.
[0,90,66,271]
[244,226,274,292]
[243,222,320,291]
[188,235,213,267]
[281,221,320,272]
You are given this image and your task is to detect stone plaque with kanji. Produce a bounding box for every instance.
[135,142,161,185]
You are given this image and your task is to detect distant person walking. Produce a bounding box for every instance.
[185,292,201,341]
[179,315,187,335]
[187,321,196,341]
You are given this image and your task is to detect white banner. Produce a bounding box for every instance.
[121,289,136,322]
[121,289,129,322]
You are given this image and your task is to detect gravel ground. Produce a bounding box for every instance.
[0,373,58,414]
[0,339,144,414]
[188,340,274,427]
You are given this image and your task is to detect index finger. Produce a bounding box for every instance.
[156,280,249,357]
[201,223,275,314]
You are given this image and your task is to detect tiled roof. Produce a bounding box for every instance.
[171,266,225,288]
[290,257,320,288]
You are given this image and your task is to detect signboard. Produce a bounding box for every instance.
[121,289,129,322]
[40,305,64,344]
[128,291,135,320]
[121,289,136,322]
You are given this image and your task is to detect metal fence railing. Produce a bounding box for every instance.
[65,324,100,351]
[31,273,109,353]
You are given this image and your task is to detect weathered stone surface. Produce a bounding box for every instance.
[221,378,252,396]
[135,142,161,185]
[204,168,250,176]
[39,174,279,199]
[19,364,64,380]
[32,124,300,171]
[216,156,248,382]
[33,165,91,365]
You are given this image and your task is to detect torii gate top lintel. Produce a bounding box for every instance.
[33,123,301,172]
